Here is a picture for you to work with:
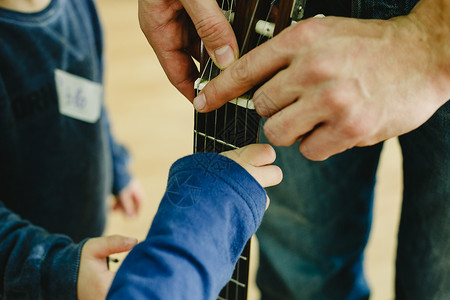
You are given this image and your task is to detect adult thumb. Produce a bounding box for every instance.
[180,0,238,69]
[88,235,138,258]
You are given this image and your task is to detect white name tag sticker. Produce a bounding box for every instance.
[55,69,102,123]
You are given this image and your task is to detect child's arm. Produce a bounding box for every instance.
[0,202,136,300]
[107,144,282,299]
[102,108,144,218]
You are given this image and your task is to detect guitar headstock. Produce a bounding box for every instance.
[199,0,307,73]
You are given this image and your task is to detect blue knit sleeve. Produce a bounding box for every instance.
[0,202,84,300]
[107,153,267,299]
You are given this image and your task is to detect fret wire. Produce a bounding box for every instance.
[230,278,246,288]
[193,131,239,149]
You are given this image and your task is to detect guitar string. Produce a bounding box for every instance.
[235,0,260,157]
[243,2,275,149]
[223,1,232,297]
[229,1,276,299]
[200,1,289,298]
[194,0,277,297]
[239,0,260,58]
[215,0,230,153]
[196,0,276,153]
[223,0,233,153]
[223,0,231,290]
[204,0,226,153]
[231,1,278,299]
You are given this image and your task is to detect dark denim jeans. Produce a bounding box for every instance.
[256,1,449,299]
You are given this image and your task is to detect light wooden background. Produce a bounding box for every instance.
[98,1,403,299]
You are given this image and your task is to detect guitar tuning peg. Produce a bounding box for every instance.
[291,0,307,21]
[255,20,275,38]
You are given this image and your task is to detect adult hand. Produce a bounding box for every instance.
[221,144,283,209]
[77,235,138,300]
[113,179,145,218]
[194,1,450,161]
[138,0,239,100]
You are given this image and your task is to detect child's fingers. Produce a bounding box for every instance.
[115,179,145,218]
[238,144,276,166]
[250,164,283,188]
[221,144,276,167]
[221,144,282,188]
[130,181,145,214]
[118,194,135,218]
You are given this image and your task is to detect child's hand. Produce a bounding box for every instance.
[221,144,283,208]
[221,144,283,188]
[113,179,145,218]
[77,235,138,300]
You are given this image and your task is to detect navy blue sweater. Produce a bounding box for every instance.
[0,0,130,298]
[108,153,267,299]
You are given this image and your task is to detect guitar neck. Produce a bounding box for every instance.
[193,1,308,299]
[193,78,260,300]
[194,101,261,153]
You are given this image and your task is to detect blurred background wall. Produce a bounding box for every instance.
[97,1,403,299]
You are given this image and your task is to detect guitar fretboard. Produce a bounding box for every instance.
[194,98,261,300]
[194,101,261,153]
[193,1,307,298]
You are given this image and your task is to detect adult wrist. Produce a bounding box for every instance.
[408,0,450,102]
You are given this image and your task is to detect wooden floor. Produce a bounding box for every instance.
[98,1,403,299]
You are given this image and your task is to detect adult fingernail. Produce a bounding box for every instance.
[193,94,206,111]
[214,45,234,68]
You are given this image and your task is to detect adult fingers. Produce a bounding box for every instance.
[299,124,354,161]
[157,50,200,100]
[194,37,290,112]
[253,68,303,117]
[180,0,238,69]
[139,0,199,100]
[263,99,327,147]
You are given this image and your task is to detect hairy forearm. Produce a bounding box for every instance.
[409,0,450,101]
